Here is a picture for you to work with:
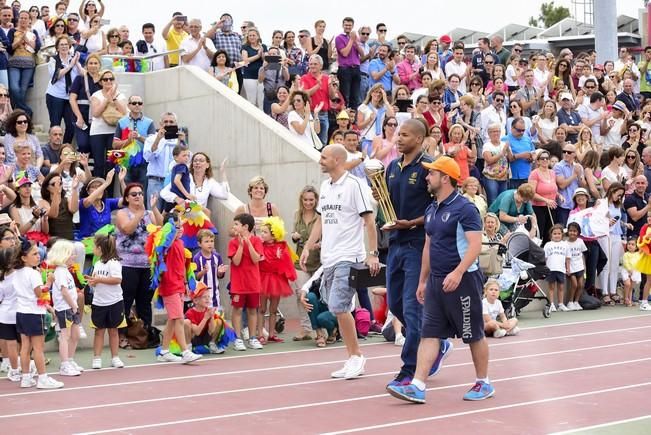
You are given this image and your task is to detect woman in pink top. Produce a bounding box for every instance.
[528,150,559,244]
[370,116,399,167]
[443,124,474,182]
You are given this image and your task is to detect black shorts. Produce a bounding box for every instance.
[546,271,566,284]
[0,322,18,340]
[56,309,81,329]
[422,270,485,344]
[91,301,126,329]
[570,270,584,279]
[16,313,46,337]
[191,330,212,347]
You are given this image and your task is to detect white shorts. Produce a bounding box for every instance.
[621,269,641,283]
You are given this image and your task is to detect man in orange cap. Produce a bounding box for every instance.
[183,283,225,354]
[387,156,493,403]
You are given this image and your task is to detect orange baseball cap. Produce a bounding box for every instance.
[422,156,461,181]
[192,282,210,300]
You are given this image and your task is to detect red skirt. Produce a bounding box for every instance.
[260,273,293,298]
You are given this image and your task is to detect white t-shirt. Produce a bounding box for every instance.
[544,240,570,273]
[15,267,46,315]
[577,104,603,144]
[602,117,624,149]
[538,118,558,143]
[52,266,76,312]
[90,90,127,136]
[91,259,123,306]
[180,35,216,72]
[505,64,519,87]
[288,110,314,146]
[482,298,504,321]
[317,172,372,268]
[444,60,468,93]
[601,166,627,185]
[0,271,16,324]
[160,177,230,208]
[566,238,587,273]
[80,30,105,54]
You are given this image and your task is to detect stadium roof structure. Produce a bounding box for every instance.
[488,23,545,41]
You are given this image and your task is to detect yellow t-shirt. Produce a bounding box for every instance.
[622,251,641,272]
[165,27,188,65]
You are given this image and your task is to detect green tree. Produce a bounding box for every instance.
[529,1,572,28]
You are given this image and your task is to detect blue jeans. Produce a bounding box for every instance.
[360,73,370,102]
[306,292,337,334]
[89,133,113,177]
[556,207,571,227]
[337,66,361,110]
[0,69,8,89]
[127,164,147,188]
[263,95,275,115]
[146,176,165,210]
[75,124,90,154]
[317,111,329,145]
[46,94,75,143]
[386,239,425,376]
[483,178,507,206]
[8,66,35,116]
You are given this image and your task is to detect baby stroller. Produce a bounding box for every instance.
[498,232,552,319]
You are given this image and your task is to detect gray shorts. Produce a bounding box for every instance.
[320,261,356,314]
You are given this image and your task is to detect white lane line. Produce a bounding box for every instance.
[36,313,646,375]
[320,381,651,435]
[549,414,651,434]
[3,338,649,419]
[3,324,650,399]
[71,357,651,434]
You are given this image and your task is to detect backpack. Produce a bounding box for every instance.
[578,292,601,310]
[353,308,371,337]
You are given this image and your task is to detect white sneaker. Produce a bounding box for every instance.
[157,351,182,362]
[59,362,81,376]
[549,303,557,312]
[79,325,87,340]
[558,303,570,312]
[640,302,651,311]
[331,357,352,378]
[69,359,84,372]
[91,358,102,369]
[493,328,507,338]
[111,357,124,368]
[0,359,9,372]
[248,338,263,350]
[241,327,250,340]
[208,342,225,354]
[344,355,366,379]
[20,375,36,388]
[181,350,202,364]
[507,326,520,336]
[37,375,64,389]
[7,368,21,382]
[574,302,583,310]
[233,338,246,351]
[394,334,405,346]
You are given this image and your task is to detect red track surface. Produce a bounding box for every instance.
[1,315,650,434]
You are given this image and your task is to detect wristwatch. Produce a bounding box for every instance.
[368,250,379,257]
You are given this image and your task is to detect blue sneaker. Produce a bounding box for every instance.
[386,371,413,389]
[386,383,426,404]
[462,381,495,401]
[429,339,453,377]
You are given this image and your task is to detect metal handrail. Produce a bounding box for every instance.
[99,48,185,61]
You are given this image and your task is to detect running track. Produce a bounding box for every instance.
[1,315,650,434]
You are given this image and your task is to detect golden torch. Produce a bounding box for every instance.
[364,159,397,229]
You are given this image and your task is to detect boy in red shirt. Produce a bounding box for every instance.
[157,216,202,363]
[228,213,264,351]
[184,282,225,354]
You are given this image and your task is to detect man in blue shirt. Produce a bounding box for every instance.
[369,44,395,93]
[387,156,493,403]
[506,117,535,189]
[143,112,187,208]
[382,119,452,389]
[113,95,156,187]
[557,93,582,143]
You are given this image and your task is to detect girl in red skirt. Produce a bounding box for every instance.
[258,217,297,343]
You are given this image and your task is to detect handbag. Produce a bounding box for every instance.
[479,245,503,276]
[101,100,122,126]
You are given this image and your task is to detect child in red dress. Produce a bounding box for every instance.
[258,217,297,343]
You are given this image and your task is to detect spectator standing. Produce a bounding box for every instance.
[300,54,332,144]
[161,12,187,67]
[7,10,41,116]
[309,20,331,72]
[69,53,102,155]
[240,28,266,109]
[208,14,243,93]
[505,117,535,189]
[180,19,215,73]
[335,17,363,110]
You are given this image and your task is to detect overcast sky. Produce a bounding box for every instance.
[96,0,644,44]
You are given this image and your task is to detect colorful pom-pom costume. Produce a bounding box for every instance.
[174,201,218,250]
